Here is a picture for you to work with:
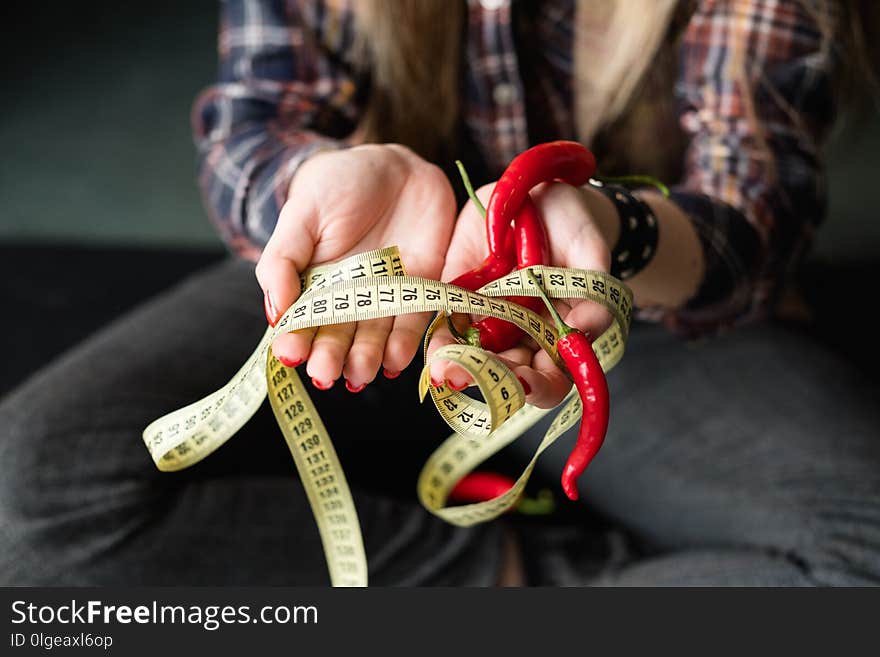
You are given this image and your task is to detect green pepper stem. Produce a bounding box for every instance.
[445,314,469,344]
[525,269,573,337]
[594,174,670,198]
[455,160,486,218]
[516,489,555,516]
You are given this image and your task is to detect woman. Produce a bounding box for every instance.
[1,0,878,585]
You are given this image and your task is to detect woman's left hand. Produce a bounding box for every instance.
[428,182,614,408]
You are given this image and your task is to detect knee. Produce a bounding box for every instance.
[0,386,60,523]
[0,389,65,584]
[792,489,880,586]
[0,363,120,524]
[0,381,163,585]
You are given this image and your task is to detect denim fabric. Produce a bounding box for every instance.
[0,259,501,586]
[2,259,879,586]
[512,322,880,585]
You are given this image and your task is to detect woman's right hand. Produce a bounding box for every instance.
[256,144,456,391]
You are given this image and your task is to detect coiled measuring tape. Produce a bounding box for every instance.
[142,247,632,586]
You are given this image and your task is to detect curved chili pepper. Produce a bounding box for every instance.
[448,471,516,504]
[527,270,609,501]
[465,198,547,352]
[460,142,597,351]
[486,141,596,259]
[512,195,549,268]
[448,161,549,352]
[449,472,556,515]
[449,230,515,291]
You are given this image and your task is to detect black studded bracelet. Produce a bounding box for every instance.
[590,182,659,280]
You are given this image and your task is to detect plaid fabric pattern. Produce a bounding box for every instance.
[193,0,836,331]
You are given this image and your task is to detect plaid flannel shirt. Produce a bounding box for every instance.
[192,0,836,333]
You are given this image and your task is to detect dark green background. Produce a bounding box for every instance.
[1,2,220,248]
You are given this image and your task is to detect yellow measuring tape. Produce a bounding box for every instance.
[142,247,632,586]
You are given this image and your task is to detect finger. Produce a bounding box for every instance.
[343,317,393,390]
[305,322,357,389]
[562,299,613,339]
[443,362,473,391]
[271,328,317,368]
[383,311,436,379]
[496,344,535,368]
[507,349,573,409]
[425,319,472,389]
[440,183,496,282]
[255,201,317,326]
[430,320,535,391]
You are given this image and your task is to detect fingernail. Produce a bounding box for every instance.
[431,376,444,388]
[383,369,401,379]
[264,290,279,327]
[517,376,532,395]
[311,378,334,391]
[345,380,366,393]
[277,356,302,368]
[446,379,468,391]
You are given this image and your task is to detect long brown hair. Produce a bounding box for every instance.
[830,0,880,111]
[354,0,464,159]
[352,0,879,161]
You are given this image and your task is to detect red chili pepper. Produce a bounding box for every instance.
[511,193,549,268]
[448,160,549,352]
[465,197,547,351]
[448,471,516,504]
[450,230,515,291]
[527,270,609,501]
[485,141,596,259]
[449,472,557,516]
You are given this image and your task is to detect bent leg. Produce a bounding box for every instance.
[518,322,880,585]
[0,258,500,585]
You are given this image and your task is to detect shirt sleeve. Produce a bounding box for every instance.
[664,0,837,334]
[192,0,362,259]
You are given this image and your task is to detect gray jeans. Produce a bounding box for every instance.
[1,258,878,585]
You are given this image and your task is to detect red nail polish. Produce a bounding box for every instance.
[345,380,366,393]
[264,290,279,328]
[277,355,302,368]
[517,376,532,395]
[430,377,444,388]
[446,379,468,391]
[311,378,334,391]
[383,369,401,379]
